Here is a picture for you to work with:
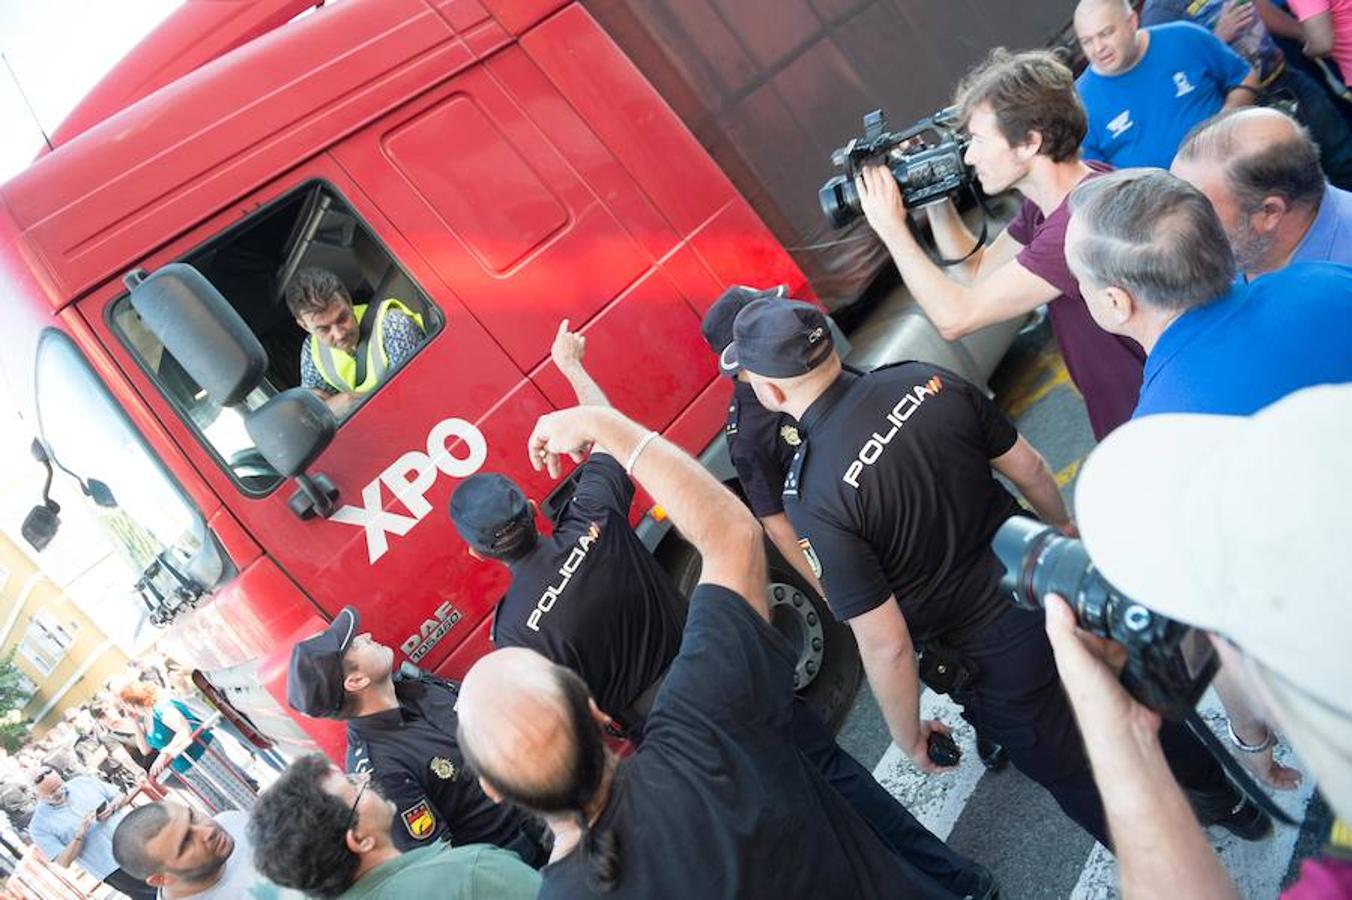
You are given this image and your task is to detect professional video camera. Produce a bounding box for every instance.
[992,516,1218,721]
[819,107,975,229]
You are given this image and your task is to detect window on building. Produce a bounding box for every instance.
[18,613,77,677]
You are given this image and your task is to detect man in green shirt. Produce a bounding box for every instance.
[248,754,539,900]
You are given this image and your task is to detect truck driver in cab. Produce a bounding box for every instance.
[286,266,425,417]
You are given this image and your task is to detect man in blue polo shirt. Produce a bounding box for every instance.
[1172,107,1352,277]
[1064,168,1352,419]
[1075,0,1259,168]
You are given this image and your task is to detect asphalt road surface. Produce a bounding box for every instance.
[835,318,1330,899]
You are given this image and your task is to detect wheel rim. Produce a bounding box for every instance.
[767,581,825,691]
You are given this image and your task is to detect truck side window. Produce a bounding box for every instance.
[34,333,224,630]
[110,182,443,495]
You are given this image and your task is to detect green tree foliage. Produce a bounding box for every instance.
[0,650,32,751]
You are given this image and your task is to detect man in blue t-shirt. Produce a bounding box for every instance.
[1065,168,1352,419]
[1074,0,1259,168]
[1141,0,1352,187]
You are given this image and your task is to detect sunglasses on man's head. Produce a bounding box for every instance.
[31,767,53,786]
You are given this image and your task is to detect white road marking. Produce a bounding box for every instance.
[1066,689,1316,899]
[866,688,1317,898]
[871,690,986,840]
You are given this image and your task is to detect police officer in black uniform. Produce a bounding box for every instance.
[726,297,1272,848]
[450,320,683,736]
[702,285,1010,771]
[286,608,548,865]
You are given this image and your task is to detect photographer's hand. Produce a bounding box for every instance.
[1210,654,1301,790]
[1235,732,1302,790]
[855,165,910,244]
[1045,594,1241,900]
[1044,593,1156,741]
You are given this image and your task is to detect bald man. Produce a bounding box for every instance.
[1076,0,1259,168]
[458,406,961,898]
[1172,106,1352,276]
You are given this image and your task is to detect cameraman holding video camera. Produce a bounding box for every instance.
[1045,384,1352,898]
[854,48,1145,441]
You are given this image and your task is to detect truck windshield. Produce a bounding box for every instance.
[34,333,208,605]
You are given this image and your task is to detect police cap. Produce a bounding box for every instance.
[700,284,787,359]
[288,605,360,718]
[720,298,835,378]
[449,473,532,553]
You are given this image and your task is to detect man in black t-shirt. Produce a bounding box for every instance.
[286,609,547,865]
[727,297,1270,848]
[461,320,993,896]
[457,404,958,899]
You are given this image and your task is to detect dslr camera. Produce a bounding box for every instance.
[819,107,975,229]
[992,516,1218,721]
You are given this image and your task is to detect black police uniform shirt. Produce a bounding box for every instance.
[493,453,683,728]
[783,363,1022,643]
[346,672,526,852]
[539,583,953,900]
[726,380,799,518]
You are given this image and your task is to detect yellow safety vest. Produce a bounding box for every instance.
[309,298,424,394]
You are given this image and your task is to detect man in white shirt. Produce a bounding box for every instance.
[113,800,296,899]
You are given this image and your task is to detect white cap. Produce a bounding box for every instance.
[1075,384,1352,820]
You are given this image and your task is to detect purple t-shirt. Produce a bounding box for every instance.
[1006,164,1146,439]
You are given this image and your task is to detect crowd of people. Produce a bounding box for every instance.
[25,0,1350,897]
[0,654,274,898]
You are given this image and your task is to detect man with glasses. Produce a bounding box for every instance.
[287,608,547,865]
[29,767,153,899]
[248,754,540,899]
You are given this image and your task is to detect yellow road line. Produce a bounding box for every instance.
[1055,457,1084,488]
[999,345,1076,421]
[1005,365,1073,420]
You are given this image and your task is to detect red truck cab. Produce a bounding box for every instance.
[0,0,841,758]
[3,0,1077,758]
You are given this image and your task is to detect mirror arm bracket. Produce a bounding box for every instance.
[289,473,339,520]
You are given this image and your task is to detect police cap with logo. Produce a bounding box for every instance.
[450,473,532,553]
[720,298,835,377]
[701,284,787,359]
[288,605,360,718]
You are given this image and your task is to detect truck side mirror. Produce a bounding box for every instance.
[23,438,62,550]
[85,479,118,509]
[245,388,339,519]
[21,503,61,552]
[126,264,268,406]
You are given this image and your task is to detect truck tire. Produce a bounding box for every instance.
[654,536,863,731]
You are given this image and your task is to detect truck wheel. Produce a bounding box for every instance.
[654,537,862,731]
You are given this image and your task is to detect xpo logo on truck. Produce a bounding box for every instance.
[331,417,488,563]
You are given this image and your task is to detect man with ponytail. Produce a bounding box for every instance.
[457,403,964,899]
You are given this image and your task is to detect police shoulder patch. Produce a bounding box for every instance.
[400,800,437,840]
[797,537,823,579]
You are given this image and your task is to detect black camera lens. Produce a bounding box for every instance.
[818,175,861,229]
[990,515,1218,719]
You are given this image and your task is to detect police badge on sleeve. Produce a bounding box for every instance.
[401,800,437,840]
[797,538,823,579]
